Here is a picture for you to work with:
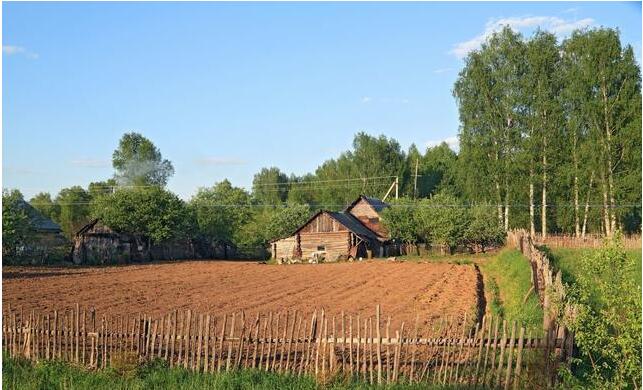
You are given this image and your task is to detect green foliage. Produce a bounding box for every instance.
[252,167,289,205]
[265,204,311,240]
[55,186,92,238]
[455,26,642,235]
[463,204,505,252]
[420,143,459,197]
[562,235,642,389]
[415,193,469,253]
[380,197,419,245]
[2,190,34,259]
[91,187,193,243]
[29,192,60,222]
[88,179,117,199]
[189,180,253,244]
[112,132,174,187]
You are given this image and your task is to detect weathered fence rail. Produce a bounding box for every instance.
[531,233,641,249]
[3,304,570,388]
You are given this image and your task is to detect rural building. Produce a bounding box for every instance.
[270,195,390,262]
[14,200,68,263]
[72,219,206,264]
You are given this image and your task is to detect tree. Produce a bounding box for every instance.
[29,192,60,222]
[265,204,311,241]
[189,180,253,244]
[421,143,459,197]
[463,204,506,252]
[415,193,469,253]
[454,27,526,231]
[252,167,289,206]
[91,187,193,243]
[2,190,34,260]
[561,29,642,236]
[55,186,92,238]
[314,132,407,206]
[380,197,419,245]
[523,30,563,237]
[112,132,174,187]
[88,179,117,199]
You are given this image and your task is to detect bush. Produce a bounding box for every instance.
[562,233,642,389]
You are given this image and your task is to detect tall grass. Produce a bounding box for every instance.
[477,249,543,329]
[2,355,470,389]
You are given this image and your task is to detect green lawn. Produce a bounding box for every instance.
[546,247,642,288]
[2,355,470,390]
[476,249,543,330]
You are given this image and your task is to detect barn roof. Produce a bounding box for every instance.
[271,209,382,243]
[75,219,101,236]
[344,195,389,213]
[17,200,62,233]
[327,211,382,242]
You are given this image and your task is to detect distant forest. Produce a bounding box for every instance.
[3,26,641,258]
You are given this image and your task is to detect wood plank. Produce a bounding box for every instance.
[286,311,296,372]
[504,321,517,389]
[170,311,177,368]
[495,320,508,387]
[513,326,526,390]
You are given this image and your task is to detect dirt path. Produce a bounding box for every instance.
[3,260,479,333]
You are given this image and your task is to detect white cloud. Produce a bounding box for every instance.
[196,157,246,166]
[433,68,454,74]
[361,96,372,103]
[426,136,459,152]
[450,16,594,59]
[3,45,39,59]
[70,159,110,168]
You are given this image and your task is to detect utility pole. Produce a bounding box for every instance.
[413,158,419,199]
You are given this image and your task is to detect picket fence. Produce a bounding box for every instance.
[2,304,572,388]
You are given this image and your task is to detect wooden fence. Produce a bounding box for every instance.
[532,233,641,249]
[2,304,572,388]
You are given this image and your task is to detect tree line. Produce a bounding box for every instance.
[3,26,640,262]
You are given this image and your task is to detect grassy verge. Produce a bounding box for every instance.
[476,249,543,330]
[2,355,469,389]
[546,247,642,288]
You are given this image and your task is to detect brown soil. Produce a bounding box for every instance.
[3,260,479,332]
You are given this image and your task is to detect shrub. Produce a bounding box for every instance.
[562,233,642,389]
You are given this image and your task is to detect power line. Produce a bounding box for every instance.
[25,201,642,208]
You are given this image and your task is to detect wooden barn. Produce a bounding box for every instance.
[72,219,203,265]
[270,195,390,262]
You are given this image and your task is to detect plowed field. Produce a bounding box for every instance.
[3,261,481,332]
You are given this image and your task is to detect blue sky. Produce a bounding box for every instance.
[3,1,641,200]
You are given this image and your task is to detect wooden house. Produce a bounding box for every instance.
[13,200,68,263]
[270,195,390,262]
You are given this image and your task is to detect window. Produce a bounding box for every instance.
[317,245,325,251]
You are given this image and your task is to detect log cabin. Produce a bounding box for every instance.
[270,195,390,262]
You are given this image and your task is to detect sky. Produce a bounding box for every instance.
[3,1,641,200]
